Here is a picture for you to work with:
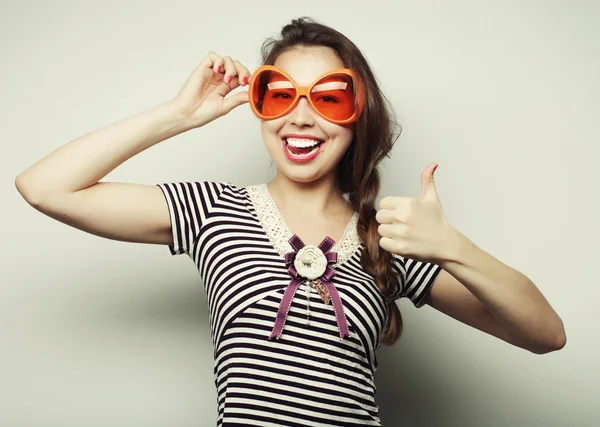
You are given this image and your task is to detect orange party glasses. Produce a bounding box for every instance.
[248,65,365,125]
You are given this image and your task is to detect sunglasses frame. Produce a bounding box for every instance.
[248,65,365,125]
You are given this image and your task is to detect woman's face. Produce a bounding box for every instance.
[260,46,355,184]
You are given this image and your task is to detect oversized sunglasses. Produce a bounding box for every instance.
[248,65,365,125]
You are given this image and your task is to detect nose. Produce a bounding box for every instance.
[288,96,316,127]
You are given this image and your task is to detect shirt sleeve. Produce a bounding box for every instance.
[156,181,230,256]
[391,254,443,307]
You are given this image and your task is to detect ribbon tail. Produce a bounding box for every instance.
[269,278,303,340]
[321,280,351,340]
[318,236,336,254]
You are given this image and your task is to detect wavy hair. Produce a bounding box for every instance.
[261,17,404,345]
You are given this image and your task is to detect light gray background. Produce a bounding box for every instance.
[1,1,598,426]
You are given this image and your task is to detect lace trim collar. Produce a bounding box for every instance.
[245,183,362,266]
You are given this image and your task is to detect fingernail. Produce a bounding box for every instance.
[242,76,248,85]
[217,66,222,73]
[227,75,233,84]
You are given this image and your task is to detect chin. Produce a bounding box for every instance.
[284,172,324,184]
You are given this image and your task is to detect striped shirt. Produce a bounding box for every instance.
[157,181,442,426]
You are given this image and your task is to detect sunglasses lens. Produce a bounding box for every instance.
[309,73,357,121]
[252,70,297,117]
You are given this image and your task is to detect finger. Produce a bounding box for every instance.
[377,223,392,238]
[233,60,251,86]
[378,223,407,238]
[210,53,225,75]
[378,237,396,254]
[227,74,243,91]
[379,196,414,210]
[199,51,224,73]
[375,209,395,224]
[222,90,249,114]
[185,52,221,83]
[222,56,238,85]
[379,196,405,210]
[380,236,411,256]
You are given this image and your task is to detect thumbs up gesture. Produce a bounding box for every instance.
[375,163,458,263]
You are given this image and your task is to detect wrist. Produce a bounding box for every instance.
[438,228,470,267]
[160,99,200,133]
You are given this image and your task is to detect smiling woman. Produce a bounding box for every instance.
[14,15,564,427]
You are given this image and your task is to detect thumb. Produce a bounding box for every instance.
[221,91,249,115]
[420,163,440,203]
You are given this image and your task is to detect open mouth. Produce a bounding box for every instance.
[283,137,323,157]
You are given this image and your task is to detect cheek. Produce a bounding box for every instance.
[261,119,285,140]
[320,121,354,147]
[260,119,287,156]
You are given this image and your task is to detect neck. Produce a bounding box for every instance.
[267,171,351,217]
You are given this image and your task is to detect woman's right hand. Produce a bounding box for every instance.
[172,52,251,128]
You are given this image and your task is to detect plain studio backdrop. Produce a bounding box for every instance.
[1,1,598,426]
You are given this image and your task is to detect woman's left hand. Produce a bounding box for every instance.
[375,163,459,263]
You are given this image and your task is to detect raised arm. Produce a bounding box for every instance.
[15,52,250,245]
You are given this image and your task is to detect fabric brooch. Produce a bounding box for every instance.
[269,234,351,341]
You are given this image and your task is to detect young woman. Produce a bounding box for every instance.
[16,17,565,427]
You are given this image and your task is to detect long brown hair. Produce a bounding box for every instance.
[261,17,404,346]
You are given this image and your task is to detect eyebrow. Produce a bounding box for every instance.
[266,81,349,92]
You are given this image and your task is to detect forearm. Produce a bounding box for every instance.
[16,100,193,199]
[440,231,566,353]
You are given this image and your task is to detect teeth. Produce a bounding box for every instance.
[285,137,321,148]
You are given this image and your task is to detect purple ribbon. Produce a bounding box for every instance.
[268,234,351,341]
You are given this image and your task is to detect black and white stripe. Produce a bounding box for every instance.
[157,181,442,426]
